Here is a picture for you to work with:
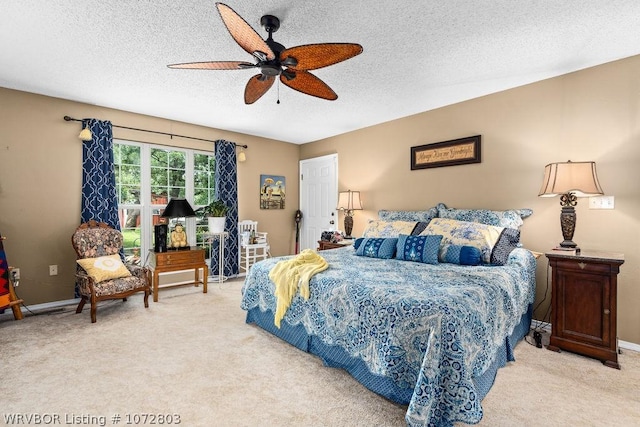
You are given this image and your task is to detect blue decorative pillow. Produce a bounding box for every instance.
[490,227,521,265]
[395,234,442,264]
[355,238,398,259]
[353,237,365,250]
[443,245,483,266]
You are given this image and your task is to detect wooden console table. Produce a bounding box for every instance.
[148,248,208,302]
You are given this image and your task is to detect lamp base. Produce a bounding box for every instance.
[344,214,354,238]
[559,205,577,248]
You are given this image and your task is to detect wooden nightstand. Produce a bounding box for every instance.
[317,240,354,251]
[545,249,624,369]
[148,248,208,302]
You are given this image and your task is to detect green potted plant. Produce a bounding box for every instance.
[196,199,228,233]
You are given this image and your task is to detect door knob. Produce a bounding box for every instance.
[329,220,335,225]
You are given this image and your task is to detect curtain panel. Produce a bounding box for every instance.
[80,119,120,230]
[212,140,239,277]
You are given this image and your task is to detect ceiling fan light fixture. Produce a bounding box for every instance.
[169,3,363,104]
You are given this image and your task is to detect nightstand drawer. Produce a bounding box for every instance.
[554,259,616,274]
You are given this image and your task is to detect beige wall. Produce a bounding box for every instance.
[2,55,638,345]
[300,55,640,345]
[0,87,300,305]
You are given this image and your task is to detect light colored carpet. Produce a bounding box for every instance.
[1,279,639,427]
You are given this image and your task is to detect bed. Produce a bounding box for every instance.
[240,204,536,426]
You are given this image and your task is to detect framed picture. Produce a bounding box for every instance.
[411,135,481,170]
[260,174,285,209]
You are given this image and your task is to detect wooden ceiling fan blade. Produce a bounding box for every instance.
[280,43,363,71]
[216,3,275,61]
[245,74,275,104]
[280,71,337,100]
[167,61,255,70]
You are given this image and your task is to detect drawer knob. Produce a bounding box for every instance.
[604,309,611,315]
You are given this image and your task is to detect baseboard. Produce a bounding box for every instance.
[531,320,639,353]
[0,298,79,320]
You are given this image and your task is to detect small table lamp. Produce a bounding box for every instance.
[337,190,363,238]
[161,198,197,250]
[538,160,603,249]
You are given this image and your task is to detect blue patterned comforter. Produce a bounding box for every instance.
[241,247,536,426]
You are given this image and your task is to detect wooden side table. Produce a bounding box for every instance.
[545,249,624,369]
[148,248,208,302]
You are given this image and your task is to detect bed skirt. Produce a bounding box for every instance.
[245,303,533,406]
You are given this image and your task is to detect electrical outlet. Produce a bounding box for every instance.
[49,264,58,276]
[10,268,20,286]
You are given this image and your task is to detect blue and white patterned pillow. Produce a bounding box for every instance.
[443,245,483,266]
[423,218,520,265]
[435,202,532,230]
[378,207,438,223]
[362,220,420,238]
[355,237,398,259]
[396,234,442,264]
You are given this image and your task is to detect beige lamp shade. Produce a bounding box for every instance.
[337,190,363,211]
[538,161,604,198]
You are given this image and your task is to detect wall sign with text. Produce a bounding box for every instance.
[411,135,481,170]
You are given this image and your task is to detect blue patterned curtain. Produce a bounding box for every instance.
[80,119,120,230]
[211,140,239,277]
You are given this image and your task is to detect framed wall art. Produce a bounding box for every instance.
[260,174,285,209]
[411,135,481,170]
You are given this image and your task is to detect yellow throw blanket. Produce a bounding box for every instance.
[269,249,328,328]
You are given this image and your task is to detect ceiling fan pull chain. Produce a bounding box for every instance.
[277,79,280,104]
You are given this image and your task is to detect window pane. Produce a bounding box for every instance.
[169,151,186,169]
[151,149,167,167]
[119,208,142,266]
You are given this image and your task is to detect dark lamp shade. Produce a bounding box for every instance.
[538,161,604,198]
[162,198,196,218]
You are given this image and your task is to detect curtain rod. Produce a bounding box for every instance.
[63,116,248,148]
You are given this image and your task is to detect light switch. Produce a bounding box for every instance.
[589,196,615,210]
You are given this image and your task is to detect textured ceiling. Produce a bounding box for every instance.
[2,1,640,144]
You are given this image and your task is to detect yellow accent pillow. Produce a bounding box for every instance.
[77,254,131,282]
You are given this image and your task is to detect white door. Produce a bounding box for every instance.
[299,154,338,251]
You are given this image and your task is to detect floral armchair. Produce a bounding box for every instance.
[71,220,150,323]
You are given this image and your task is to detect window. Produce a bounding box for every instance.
[113,140,216,264]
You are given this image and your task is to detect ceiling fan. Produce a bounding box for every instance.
[168,3,363,104]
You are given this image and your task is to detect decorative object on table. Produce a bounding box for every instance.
[260,174,285,209]
[167,3,363,104]
[162,198,197,249]
[411,135,481,170]
[337,190,363,238]
[294,209,303,254]
[538,160,604,249]
[153,222,168,253]
[195,199,228,233]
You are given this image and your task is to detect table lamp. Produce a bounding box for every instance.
[538,160,603,249]
[337,190,363,238]
[161,198,197,250]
